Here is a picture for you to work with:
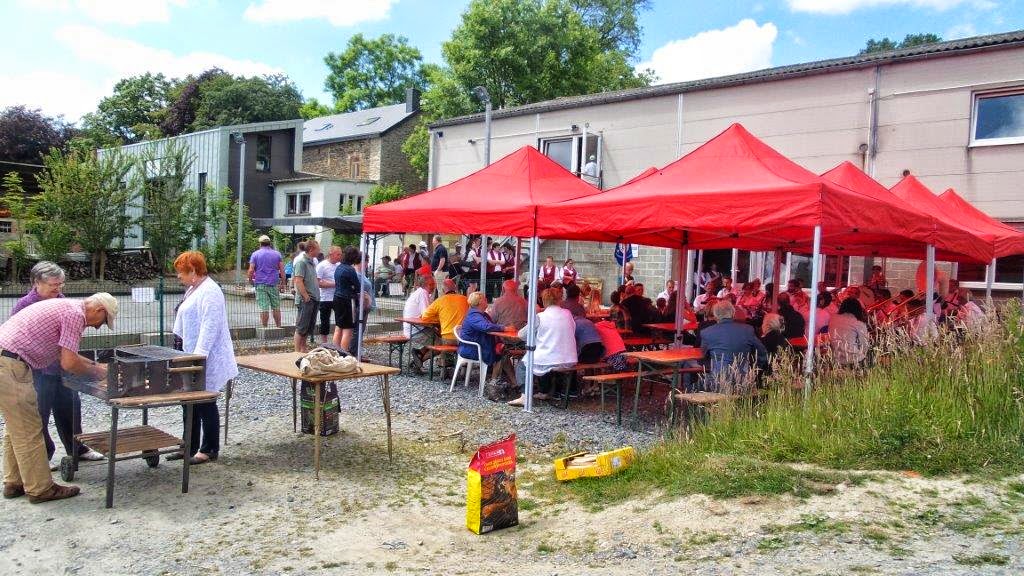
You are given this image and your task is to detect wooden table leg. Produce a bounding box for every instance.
[314,382,322,480]
[291,378,297,433]
[223,379,232,444]
[105,406,119,509]
[668,366,680,430]
[631,363,645,429]
[382,374,393,463]
[182,403,193,494]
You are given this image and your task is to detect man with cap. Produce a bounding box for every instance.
[419,278,470,366]
[248,235,285,328]
[417,240,430,266]
[0,293,117,503]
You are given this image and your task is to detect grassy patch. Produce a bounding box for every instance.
[536,542,556,555]
[555,307,1024,504]
[953,552,1010,566]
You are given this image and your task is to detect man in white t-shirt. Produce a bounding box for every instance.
[656,280,675,303]
[315,246,341,343]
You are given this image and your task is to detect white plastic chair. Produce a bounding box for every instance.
[451,325,488,396]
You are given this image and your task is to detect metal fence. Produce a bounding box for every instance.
[0,274,405,352]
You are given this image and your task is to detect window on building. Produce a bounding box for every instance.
[256,135,271,171]
[349,154,362,179]
[972,90,1024,145]
[539,134,603,184]
[286,192,311,216]
[339,194,348,213]
[197,172,208,217]
[356,116,381,126]
[0,221,12,234]
[356,196,363,213]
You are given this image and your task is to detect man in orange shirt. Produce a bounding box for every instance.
[418,278,470,370]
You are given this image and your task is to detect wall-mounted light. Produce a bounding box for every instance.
[570,124,579,133]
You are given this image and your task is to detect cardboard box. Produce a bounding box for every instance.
[554,446,635,481]
[466,434,518,534]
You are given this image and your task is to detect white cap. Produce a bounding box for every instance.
[258,234,271,243]
[90,292,119,329]
[419,241,427,248]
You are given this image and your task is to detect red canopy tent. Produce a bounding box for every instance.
[937,189,1024,258]
[890,175,998,261]
[536,124,988,262]
[820,162,990,263]
[362,145,600,237]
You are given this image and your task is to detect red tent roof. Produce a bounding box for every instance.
[362,146,600,237]
[937,189,1024,258]
[890,175,997,262]
[820,162,991,263]
[537,124,953,255]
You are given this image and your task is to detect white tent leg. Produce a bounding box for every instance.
[684,250,695,303]
[803,226,822,398]
[784,252,792,285]
[356,233,368,359]
[925,245,936,325]
[673,246,687,349]
[696,250,704,295]
[985,258,995,302]
[730,249,738,285]
[523,235,540,413]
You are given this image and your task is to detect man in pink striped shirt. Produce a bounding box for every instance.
[0,293,117,503]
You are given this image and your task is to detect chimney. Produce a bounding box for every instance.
[406,87,421,113]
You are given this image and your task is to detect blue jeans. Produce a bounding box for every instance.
[32,371,85,460]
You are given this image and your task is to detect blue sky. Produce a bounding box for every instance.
[1,0,1020,122]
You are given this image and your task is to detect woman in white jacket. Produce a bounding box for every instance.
[170,251,238,465]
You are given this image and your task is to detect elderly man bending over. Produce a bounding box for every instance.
[0,293,117,503]
[698,300,768,394]
[488,279,528,329]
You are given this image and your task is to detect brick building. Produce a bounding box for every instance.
[302,89,425,195]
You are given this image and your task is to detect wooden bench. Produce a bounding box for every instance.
[425,344,458,381]
[364,334,411,373]
[583,368,697,425]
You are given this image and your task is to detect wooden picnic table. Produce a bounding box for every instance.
[643,321,699,332]
[622,348,705,428]
[235,352,400,479]
[788,333,830,349]
[488,329,521,340]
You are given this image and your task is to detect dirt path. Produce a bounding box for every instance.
[1,373,1022,575]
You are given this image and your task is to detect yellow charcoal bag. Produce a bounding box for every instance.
[554,446,636,482]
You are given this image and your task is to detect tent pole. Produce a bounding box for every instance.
[696,250,704,295]
[730,249,738,285]
[620,241,627,285]
[684,250,695,303]
[673,246,687,349]
[803,226,822,399]
[480,235,488,297]
[925,245,936,325]
[523,234,540,413]
[950,262,959,281]
[356,233,368,359]
[985,258,995,302]
[784,252,792,285]
[514,237,522,280]
[771,249,783,312]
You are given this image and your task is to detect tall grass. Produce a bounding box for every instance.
[559,302,1024,504]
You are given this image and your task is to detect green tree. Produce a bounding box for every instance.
[33,148,135,277]
[366,182,406,206]
[1,172,35,279]
[860,33,943,55]
[80,73,171,145]
[0,106,72,163]
[324,33,426,112]
[161,70,303,135]
[299,97,333,120]
[134,140,199,267]
[402,0,653,177]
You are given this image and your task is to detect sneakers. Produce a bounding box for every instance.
[507,394,526,407]
[3,483,24,499]
[28,483,80,504]
[80,450,105,461]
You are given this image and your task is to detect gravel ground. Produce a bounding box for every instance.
[0,343,1022,575]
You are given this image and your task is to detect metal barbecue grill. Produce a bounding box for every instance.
[65,345,206,400]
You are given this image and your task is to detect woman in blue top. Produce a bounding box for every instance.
[332,246,362,352]
[458,291,516,374]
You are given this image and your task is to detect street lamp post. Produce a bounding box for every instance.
[232,132,246,285]
[473,86,492,296]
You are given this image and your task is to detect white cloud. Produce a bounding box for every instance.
[243,0,394,26]
[786,29,806,46]
[0,70,107,121]
[946,22,978,38]
[638,19,778,84]
[56,25,282,79]
[787,0,989,15]
[6,26,283,121]
[18,0,188,25]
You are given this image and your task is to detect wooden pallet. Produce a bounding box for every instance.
[75,425,182,457]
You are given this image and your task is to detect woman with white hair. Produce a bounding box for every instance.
[759,313,792,359]
[10,261,104,465]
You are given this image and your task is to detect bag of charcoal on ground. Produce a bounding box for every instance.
[466,434,519,534]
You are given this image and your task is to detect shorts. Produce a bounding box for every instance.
[333,297,356,330]
[255,284,281,311]
[318,301,335,336]
[295,299,319,336]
